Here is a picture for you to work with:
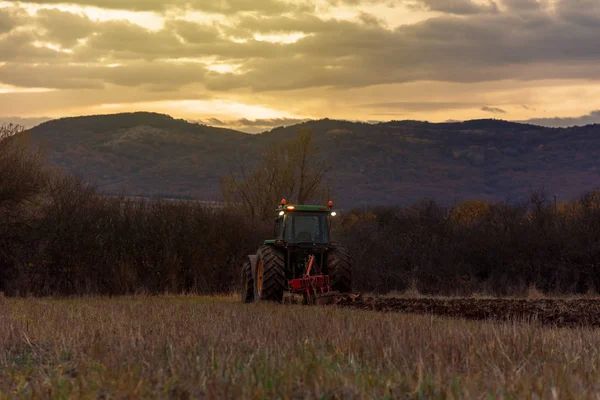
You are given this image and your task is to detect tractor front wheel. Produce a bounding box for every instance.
[254,245,286,303]
[327,246,353,293]
[241,257,254,303]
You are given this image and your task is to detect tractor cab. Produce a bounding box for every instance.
[272,200,334,246]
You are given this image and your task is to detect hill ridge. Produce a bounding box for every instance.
[28,112,572,136]
[24,112,600,207]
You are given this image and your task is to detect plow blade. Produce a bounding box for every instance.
[311,291,339,305]
[288,274,338,305]
[283,291,360,305]
[282,291,339,305]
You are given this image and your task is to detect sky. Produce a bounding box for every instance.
[2,0,600,132]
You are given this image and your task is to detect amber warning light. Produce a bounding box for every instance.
[281,198,287,206]
[328,201,334,208]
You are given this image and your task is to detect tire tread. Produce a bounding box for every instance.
[257,245,286,302]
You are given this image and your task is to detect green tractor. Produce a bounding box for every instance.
[241,199,352,304]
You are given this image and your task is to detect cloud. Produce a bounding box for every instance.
[9,0,312,15]
[481,106,506,114]
[413,0,498,15]
[0,7,27,34]
[0,61,207,89]
[165,20,220,44]
[203,7,600,91]
[522,110,600,128]
[35,9,95,48]
[364,101,480,111]
[0,30,67,63]
[78,20,188,61]
[199,117,312,132]
[501,0,544,11]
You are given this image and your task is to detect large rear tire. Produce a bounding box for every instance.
[327,246,353,293]
[254,245,286,303]
[241,257,254,303]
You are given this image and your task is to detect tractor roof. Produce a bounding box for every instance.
[279,204,330,213]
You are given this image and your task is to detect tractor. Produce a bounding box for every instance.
[241,199,352,304]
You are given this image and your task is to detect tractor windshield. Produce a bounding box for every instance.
[284,213,329,244]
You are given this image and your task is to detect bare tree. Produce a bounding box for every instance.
[293,129,329,205]
[221,129,331,220]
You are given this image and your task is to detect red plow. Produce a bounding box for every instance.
[285,255,339,305]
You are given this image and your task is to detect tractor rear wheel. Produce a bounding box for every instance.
[241,258,254,303]
[254,245,286,303]
[327,246,353,293]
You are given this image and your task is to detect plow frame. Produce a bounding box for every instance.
[287,254,338,304]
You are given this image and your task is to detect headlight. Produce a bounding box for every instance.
[330,212,337,217]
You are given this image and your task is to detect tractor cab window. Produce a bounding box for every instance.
[284,213,329,244]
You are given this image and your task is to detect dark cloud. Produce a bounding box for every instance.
[165,20,220,44]
[481,106,506,114]
[228,13,350,40]
[555,0,600,26]
[0,7,26,34]
[9,0,312,15]
[412,0,498,15]
[502,0,544,11]
[0,62,207,89]
[522,110,600,128]
[202,5,600,91]
[35,9,95,47]
[80,20,185,61]
[357,12,385,27]
[0,30,66,63]
[67,18,286,63]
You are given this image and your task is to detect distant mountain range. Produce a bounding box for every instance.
[23,112,600,207]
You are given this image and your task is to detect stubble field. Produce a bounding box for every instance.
[2,295,600,399]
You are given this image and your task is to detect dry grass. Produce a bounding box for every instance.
[2,296,600,399]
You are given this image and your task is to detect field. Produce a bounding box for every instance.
[334,294,600,328]
[2,296,600,399]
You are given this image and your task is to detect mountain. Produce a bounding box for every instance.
[24,112,600,207]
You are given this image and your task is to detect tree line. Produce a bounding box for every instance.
[3,122,600,296]
[340,193,600,296]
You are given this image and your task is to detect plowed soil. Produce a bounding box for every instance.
[333,294,600,328]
